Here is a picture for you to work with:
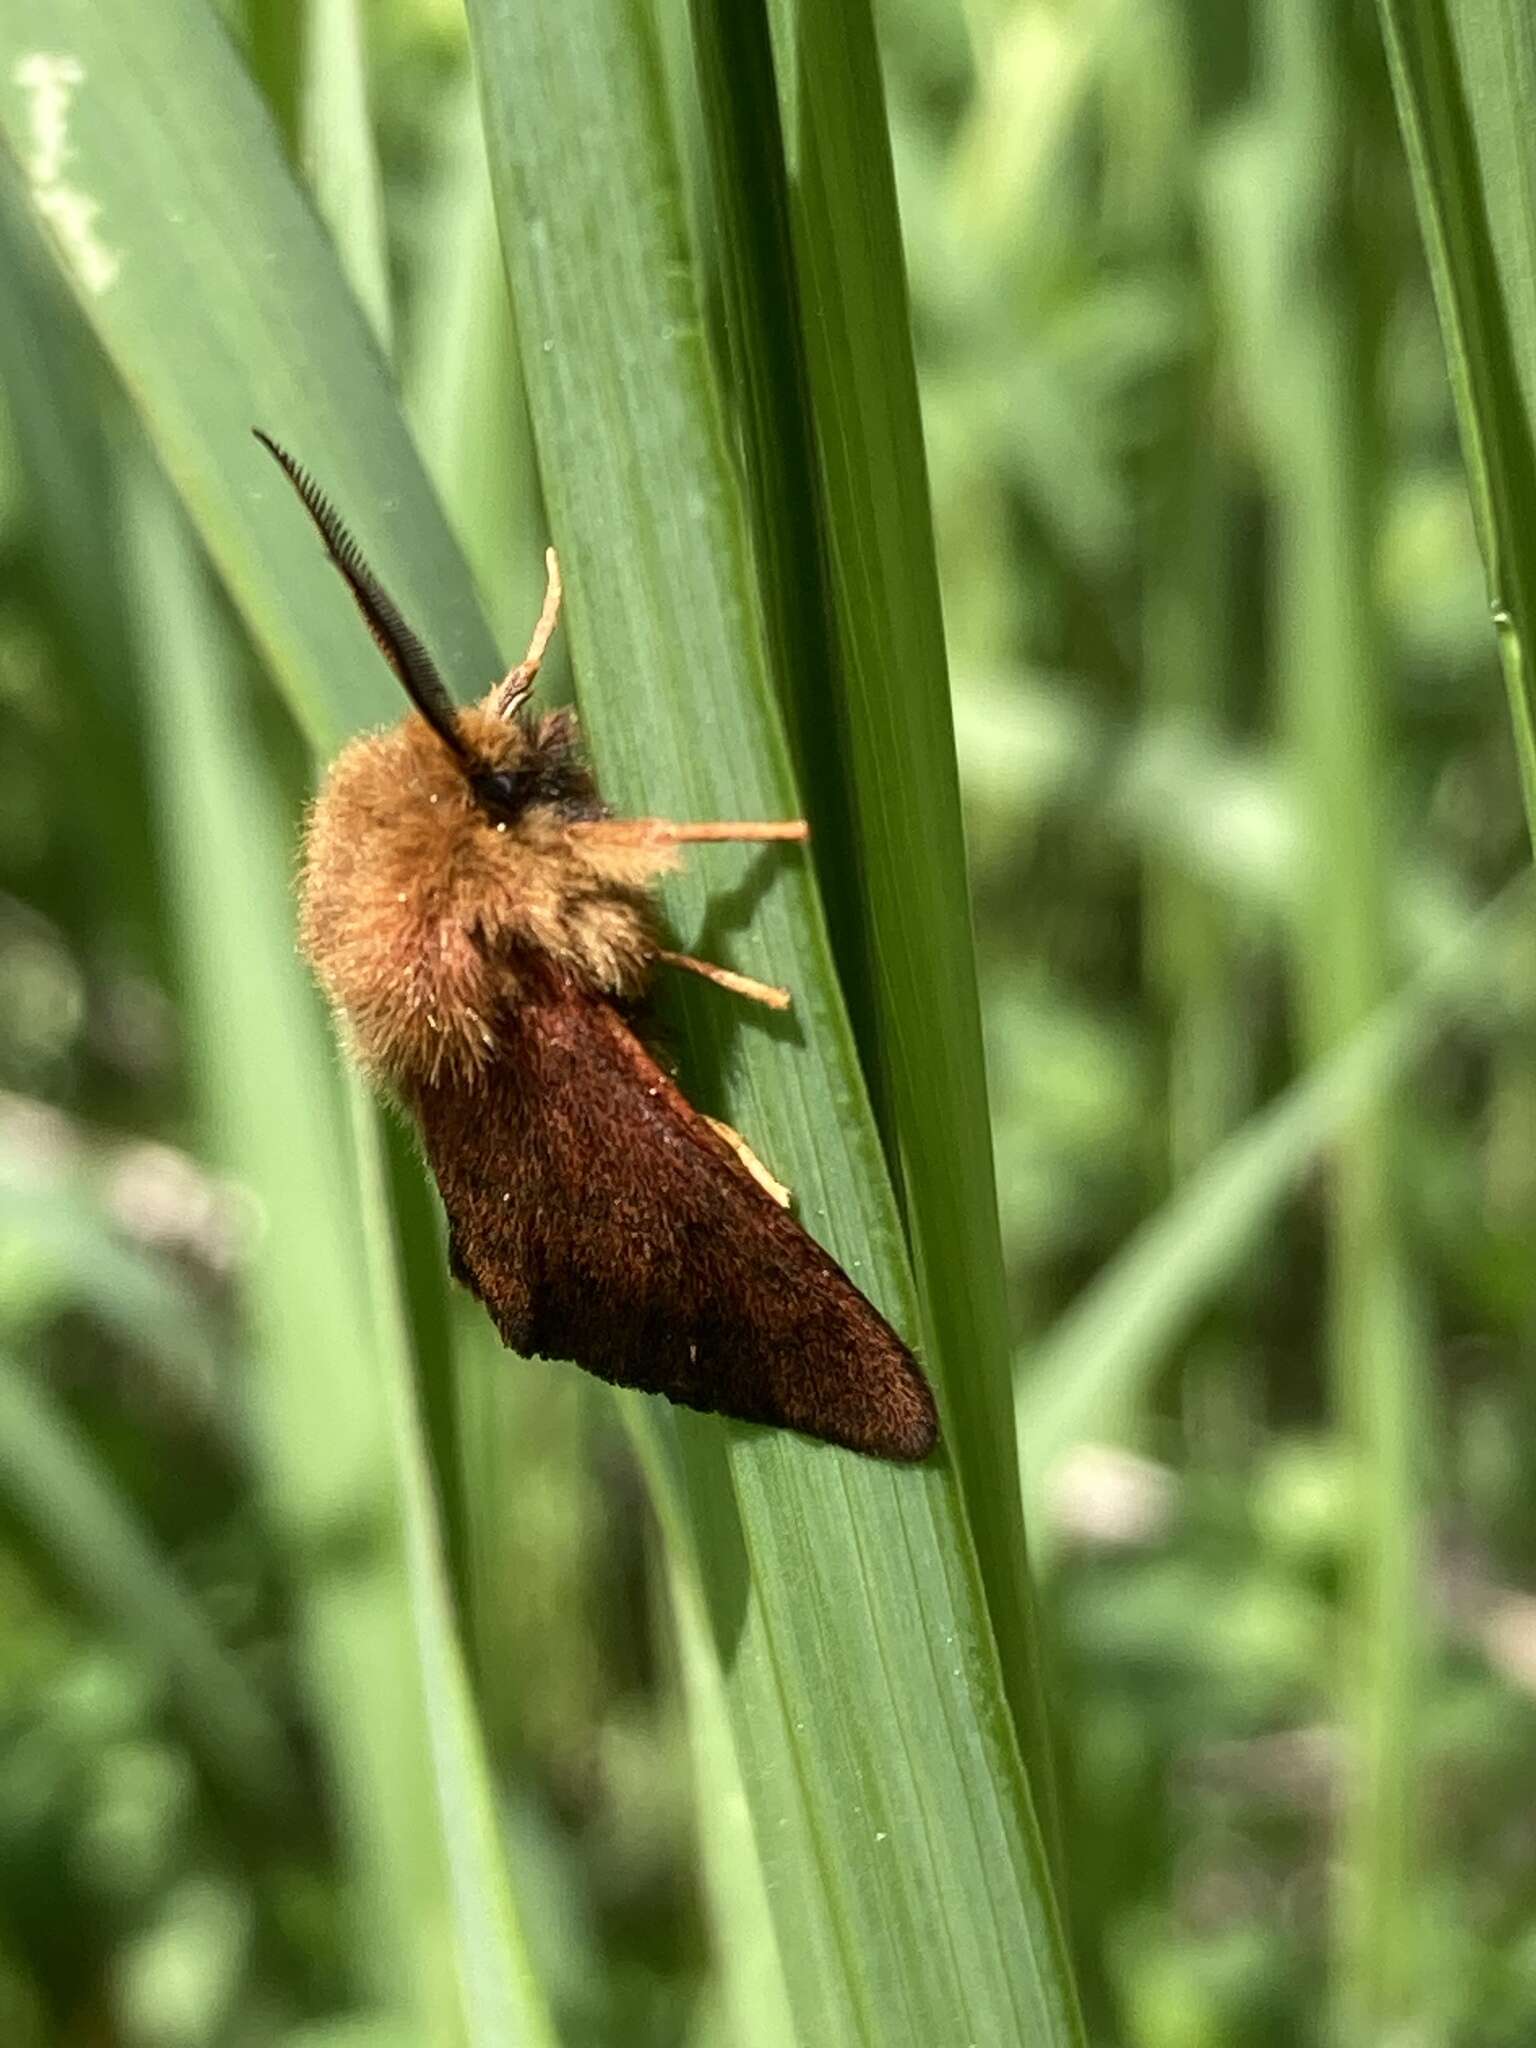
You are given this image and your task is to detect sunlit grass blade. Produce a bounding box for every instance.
[625,1419,798,2048]
[126,452,443,2028]
[0,0,498,750]
[467,2,1081,2041]
[740,0,1056,1808]
[0,187,161,951]
[0,1344,297,1819]
[404,72,551,668]
[298,0,392,351]
[0,7,547,2033]
[343,1077,550,2045]
[394,70,575,1723]
[1374,0,1536,850]
[125,448,552,2045]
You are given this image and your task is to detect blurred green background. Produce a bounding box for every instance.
[3,0,1536,2043]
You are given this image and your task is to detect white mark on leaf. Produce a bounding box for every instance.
[12,54,120,294]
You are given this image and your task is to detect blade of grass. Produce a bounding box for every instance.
[0,10,547,2033]
[126,452,449,2030]
[1255,8,1427,2028]
[0,184,161,956]
[398,55,577,1760]
[625,1417,798,2048]
[468,4,1080,2042]
[1374,0,1536,851]
[298,0,392,352]
[289,0,479,1648]
[741,0,1059,1828]
[0,1343,298,1820]
[1018,874,1527,1548]
[0,3,499,751]
[0,1175,230,1423]
[125,449,553,2046]
[343,1075,550,2047]
[1109,8,1248,1184]
[403,72,551,667]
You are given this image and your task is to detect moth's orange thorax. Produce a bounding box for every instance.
[298,697,674,1090]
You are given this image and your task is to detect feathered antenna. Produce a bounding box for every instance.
[253,429,471,767]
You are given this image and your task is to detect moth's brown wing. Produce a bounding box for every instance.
[411,989,937,1462]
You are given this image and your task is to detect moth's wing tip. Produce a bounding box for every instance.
[892,1403,941,1463]
[794,1338,939,1463]
[859,1370,941,1463]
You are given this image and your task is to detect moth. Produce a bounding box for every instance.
[256,431,937,1462]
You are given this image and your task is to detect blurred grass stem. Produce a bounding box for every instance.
[1262,3,1426,2032]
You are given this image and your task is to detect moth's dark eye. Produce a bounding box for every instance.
[471,756,605,824]
[472,768,526,817]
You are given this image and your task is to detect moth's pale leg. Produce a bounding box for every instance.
[704,1116,792,1208]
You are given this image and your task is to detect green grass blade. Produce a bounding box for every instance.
[0,1172,230,1421]
[742,0,1058,1816]
[626,1419,798,2048]
[467,3,1081,2041]
[126,454,545,2038]
[343,1077,551,2047]
[1018,875,1526,1544]
[126,456,553,2045]
[1248,11,1427,2025]
[1121,13,1248,1187]
[0,1344,297,1818]
[403,73,550,666]
[291,0,479,1629]
[0,0,498,750]
[0,187,162,953]
[396,52,577,1774]
[0,8,549,2032]
[125,458,450,2031]
[298,0,392,352]
[1374,0,1536,848]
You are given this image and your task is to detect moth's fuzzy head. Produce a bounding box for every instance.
[250,445,677,1090]
[299,691,677,1090]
